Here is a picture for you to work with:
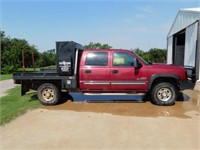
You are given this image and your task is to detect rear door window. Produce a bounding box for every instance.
[85,52,108,66]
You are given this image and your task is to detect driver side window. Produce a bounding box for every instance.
[113,52,135,67]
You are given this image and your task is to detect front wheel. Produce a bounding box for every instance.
[151,82,176,106]
[37,83,60,105]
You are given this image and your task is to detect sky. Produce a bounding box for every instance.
[1,0,200,52]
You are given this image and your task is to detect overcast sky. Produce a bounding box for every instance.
[1,0,199,51]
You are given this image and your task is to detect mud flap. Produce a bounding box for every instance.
[21,81,30,95]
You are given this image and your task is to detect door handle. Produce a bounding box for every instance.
[112,70,118,74]
[85,70,91,73]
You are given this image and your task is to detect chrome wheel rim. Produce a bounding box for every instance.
[41,87,55,102]
[157,88,172,102]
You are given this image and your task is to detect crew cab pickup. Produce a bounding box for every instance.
[13,41,194,106]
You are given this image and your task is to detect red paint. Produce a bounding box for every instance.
[79,49,187,92]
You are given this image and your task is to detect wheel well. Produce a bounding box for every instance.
[149,77,179,91]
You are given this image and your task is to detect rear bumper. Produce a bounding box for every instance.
[179,81,195,90]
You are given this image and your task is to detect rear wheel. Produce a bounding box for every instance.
[37,83,60,105]
[151,82,176,106]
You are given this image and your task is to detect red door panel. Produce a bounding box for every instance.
[110,52,147,91]
[79,51,111,92]
[80,67,110,91]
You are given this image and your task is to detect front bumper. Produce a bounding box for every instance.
[179,81,195,90]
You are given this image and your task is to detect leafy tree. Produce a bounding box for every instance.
[133,48,149,61]
[1,31,39,73]
[148,48,167,63]
[1,30,5,38]
[133,48,167,63]
[36,49,56,67]
[84,42,112,49]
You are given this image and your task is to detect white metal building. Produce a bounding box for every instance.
[167,8,200,81]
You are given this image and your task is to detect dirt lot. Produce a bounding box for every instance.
[0,83,200,150]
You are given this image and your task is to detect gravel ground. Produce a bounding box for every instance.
[0,80,199,150]
[0,79,16,97]
[195,81,200,91]
[0,105,199,150]
[0,81,199,150]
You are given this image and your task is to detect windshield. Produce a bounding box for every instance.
[132,52,150,65]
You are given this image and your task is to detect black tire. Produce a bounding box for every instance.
[151,82,176,106]
[37,83,60,105]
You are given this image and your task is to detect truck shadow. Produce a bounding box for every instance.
[42,90,200,119]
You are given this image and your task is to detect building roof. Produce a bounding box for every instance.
[168,7,200,37]
[181,7,200,12]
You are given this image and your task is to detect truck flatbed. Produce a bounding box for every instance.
[13,70,60,80]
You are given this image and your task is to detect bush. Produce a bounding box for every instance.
[1,65,16,74]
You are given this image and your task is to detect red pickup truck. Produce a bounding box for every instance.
[13,41,194,106]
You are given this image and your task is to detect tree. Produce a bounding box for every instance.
[1,31,39,73]
[148,48,167,63]
[1,30,5,38]
[84,42,112,49]
[133,48,150,61]
[133,48,167,63]
[36,49,56,67]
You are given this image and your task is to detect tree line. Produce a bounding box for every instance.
[1,31,56,74]
[1,31,167,74]
[133,48,167,63]
[84,43,167,63]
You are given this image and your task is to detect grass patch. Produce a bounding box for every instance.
[0,86,41,126]
[16,68,40,72]
[16,66,56,72]
[0,74,12,81]
[42,65,56,69]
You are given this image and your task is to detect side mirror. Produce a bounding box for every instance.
[134,59,142,69]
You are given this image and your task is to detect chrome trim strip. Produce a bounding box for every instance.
[74,49,79,75]
[84,81,110,85]
[111,81,146,85]
[84,81,146,85]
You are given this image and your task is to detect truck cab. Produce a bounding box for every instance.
[79,49,148,92]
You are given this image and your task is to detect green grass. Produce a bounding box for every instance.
[16,68,40,72]
[42,65,56,69]
[16,66,56,72]
[0,86,41,126]
[0,74,12,81]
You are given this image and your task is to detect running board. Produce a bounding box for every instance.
[83,93,145,96]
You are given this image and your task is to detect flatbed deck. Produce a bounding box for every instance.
[13,69,76,81]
